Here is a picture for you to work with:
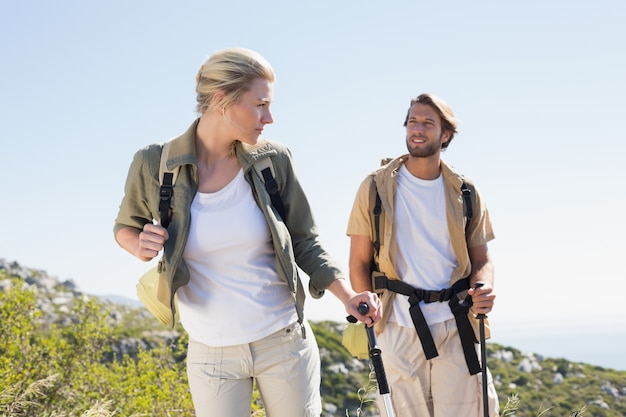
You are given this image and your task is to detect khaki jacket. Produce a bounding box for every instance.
[115,119,344,325]
[347,155,495,334]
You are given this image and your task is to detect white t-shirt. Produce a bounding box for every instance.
[389,164,458,327]
[177,169,297,346]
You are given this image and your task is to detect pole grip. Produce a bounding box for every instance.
[474,282,487,319]
[346,302,370,323]
[370,348,390,395]
[358,302,369,315]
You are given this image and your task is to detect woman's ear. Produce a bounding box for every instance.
[210,92,226,114]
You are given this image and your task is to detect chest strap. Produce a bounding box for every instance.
[374,275,481,375]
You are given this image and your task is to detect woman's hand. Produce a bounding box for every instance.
[115,223,169,262]
[327,279,382,327]
[345,291,383,327]
[136,223,169,261]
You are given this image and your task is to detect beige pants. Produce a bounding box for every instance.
[186,321,321,417]
[376,320,499,417]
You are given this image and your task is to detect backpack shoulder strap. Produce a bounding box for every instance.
[369,158,390,272]
[158,141,180,229]
[253,157,287,221]
[460,180,473,221]
[460,179,474,236]
[370,179,383,271]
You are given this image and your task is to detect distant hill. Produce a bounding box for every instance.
[2,257,625,416]
[98,293,143,307]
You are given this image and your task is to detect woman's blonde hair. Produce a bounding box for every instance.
[195,47,275,114]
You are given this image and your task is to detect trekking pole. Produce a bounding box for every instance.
[474,282,489,417]
[347,303,395,417]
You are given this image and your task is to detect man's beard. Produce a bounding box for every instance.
[405,135,441,158]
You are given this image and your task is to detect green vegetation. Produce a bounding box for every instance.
[485,345,626,417]
[0,274,195,416]
[1,264,625,416]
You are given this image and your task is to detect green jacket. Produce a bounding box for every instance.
[114,119,344,325]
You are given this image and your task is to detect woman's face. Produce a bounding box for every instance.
[223,78,274,145]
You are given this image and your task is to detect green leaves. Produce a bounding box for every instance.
[0,278,193,416]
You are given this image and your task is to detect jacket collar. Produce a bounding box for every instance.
[375,154,465,193]
[164,119,200,171]
[165,119,278,173]
[235,140,279,172]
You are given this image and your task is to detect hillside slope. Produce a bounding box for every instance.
[1,258,625,417]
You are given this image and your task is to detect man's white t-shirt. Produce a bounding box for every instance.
[389,164,458,327]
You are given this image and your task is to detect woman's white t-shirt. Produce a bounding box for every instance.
[177,169,297,346]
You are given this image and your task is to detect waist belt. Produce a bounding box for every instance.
[374,275,481,375]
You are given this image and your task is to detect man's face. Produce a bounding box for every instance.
[405,103,451,158]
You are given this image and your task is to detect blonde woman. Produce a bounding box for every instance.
[114,47,381,417]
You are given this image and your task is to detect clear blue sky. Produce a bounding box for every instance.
[1,1,625,368]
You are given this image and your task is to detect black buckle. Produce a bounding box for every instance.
[160,184,173,200]
[422,289,452,304]
[265,178,279,195]
[373,274,388,291]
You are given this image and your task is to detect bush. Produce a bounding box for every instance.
[0,277,195,416]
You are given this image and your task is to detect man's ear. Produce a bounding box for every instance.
[442,130,452,146]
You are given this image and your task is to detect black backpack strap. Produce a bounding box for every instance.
[158,142,179,229]
[461,181,473,234]
[374,275,481,374]
[374,275,453,360]
[260,167,287,221]
[371,184,382,272]
[448,277,482,375]
[159,172,174,229]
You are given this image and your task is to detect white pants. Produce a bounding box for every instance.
[376,320,499,417]
[186,321,321,417]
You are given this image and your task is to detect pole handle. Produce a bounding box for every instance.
[474,281,487,319]
[346,302,370,323]
[357,302,369,315]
